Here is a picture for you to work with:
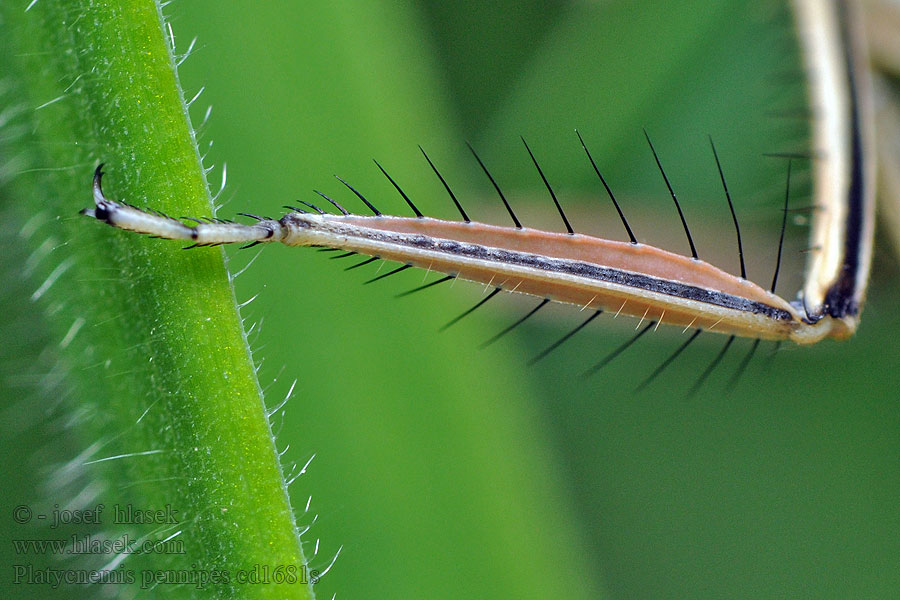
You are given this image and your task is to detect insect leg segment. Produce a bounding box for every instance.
[792,0,876,328]
[277,212,814,342]
[84,157,839,344]
[84,165,285,246]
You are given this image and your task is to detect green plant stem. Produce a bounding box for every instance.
[1,1,311,597]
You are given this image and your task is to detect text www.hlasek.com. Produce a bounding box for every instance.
[13,533,184,556]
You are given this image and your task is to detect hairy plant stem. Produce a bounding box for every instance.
[0,1,312,597]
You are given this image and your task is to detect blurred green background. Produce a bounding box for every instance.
[5,0,900,598]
